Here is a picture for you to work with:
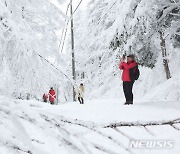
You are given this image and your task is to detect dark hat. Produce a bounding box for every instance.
[127,54,135,61]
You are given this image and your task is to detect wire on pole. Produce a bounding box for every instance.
[59,0,84,53]
[76,0,118,48]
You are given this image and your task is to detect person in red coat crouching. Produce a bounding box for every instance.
[48,87,56,105]
[43,93,48,102]
[119,54,137,105]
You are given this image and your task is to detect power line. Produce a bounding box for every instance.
[60,0,117,53]
[60,24,69,53]
[37,53,74,102]
[73,0,83,14]
[37,53,74,84]
[77,0,117,48]
[59,2,70,51]
[59,0,84,53]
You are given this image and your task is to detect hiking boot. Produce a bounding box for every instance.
[124,101,133,105]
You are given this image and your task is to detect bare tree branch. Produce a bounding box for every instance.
[103,118,180,128]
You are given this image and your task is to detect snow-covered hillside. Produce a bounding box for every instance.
[0,96,180,154]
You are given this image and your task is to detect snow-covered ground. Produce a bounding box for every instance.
[0,96,180,154]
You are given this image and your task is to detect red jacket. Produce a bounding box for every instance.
[119,61,137,81]
[49,89,56,102]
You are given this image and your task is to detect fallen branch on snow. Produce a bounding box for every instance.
[103,118,180,128]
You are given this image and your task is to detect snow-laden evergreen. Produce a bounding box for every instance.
[72,0,180,101]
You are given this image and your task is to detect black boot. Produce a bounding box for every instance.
[124,101,133,105]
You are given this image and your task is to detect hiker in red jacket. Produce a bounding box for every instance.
[48,87,56,105]
[119,54,137,105]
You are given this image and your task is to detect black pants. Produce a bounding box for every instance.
[50,101,54,105]
[123,81,134,104]
[78,97,84,104]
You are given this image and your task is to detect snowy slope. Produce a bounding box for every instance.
[0,96,180,154]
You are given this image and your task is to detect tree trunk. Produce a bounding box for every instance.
[159,31,171,79]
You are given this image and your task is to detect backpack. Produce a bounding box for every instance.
[134,65,140,80]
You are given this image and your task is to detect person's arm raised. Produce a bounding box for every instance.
[121,62,136,69]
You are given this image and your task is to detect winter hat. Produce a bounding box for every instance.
[127,54,135,61]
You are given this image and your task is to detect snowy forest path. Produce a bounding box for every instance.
[0,96,180,154]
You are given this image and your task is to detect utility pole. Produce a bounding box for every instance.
[70,0,76,101]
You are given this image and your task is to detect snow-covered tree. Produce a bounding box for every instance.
[0,0,72,101]
[73,0,180,99]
